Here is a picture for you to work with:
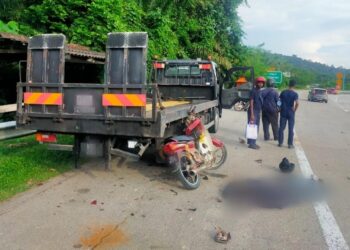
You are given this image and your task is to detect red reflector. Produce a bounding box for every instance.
[153,62,165,69]
[36,133,57,143]
[199,64,211,70]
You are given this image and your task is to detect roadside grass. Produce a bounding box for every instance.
[0,134,74,202]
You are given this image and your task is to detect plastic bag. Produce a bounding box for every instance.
[246,124,258,140]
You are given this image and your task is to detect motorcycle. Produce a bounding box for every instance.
[162,107,227,189]
[233,100,250,111]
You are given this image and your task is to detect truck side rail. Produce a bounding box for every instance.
[17,82,160,123]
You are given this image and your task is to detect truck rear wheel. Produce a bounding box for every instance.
[209,108,219,133]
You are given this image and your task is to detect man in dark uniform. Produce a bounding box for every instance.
[247,76,265,149]
[261,78,279,141]
[278,79,299,148]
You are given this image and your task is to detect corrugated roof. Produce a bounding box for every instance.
[0,32,105,60]
[0,32,28,43]
[66,43,105,59]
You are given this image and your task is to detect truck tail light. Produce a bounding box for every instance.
[36,133,57,143]
[153,62,165,69]
[199,64,211,70]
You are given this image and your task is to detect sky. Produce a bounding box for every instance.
[238,0,350,68]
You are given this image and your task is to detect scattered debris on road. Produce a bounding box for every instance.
[77,188,90,194]
[203,175,209,180]
[90,200,97,205]
[214,226,231,244]
[347,176,350,181]
[72,243,82,248]
[176,208,182,211]
[239,137,246,144]
[170,189,178,195]
[255,159,262,164]
[216,198,222,203]
[188,208,197,212]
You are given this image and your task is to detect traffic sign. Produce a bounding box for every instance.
[266,71,283,84]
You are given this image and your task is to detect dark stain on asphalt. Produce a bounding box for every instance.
[80,224,128,249]
[77,188,90,194]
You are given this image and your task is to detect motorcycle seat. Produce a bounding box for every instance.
[171,135,194,142]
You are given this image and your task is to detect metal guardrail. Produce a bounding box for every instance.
[0,121,16,129]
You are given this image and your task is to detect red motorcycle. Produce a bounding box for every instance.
[162,107,227,189]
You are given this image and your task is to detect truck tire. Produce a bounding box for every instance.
[209,108,219,133]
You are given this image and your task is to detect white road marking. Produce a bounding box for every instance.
[294,135,349,250]
[331,96,349,112]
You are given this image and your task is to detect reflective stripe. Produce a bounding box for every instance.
[24,92,62,105]
[102,94,146,107]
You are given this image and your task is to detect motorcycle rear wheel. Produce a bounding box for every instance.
[210,145,228,170]
[175,152,201,190]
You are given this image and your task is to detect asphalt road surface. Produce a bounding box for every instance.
[0,91,349,250]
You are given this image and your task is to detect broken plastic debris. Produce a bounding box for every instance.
[215,226,231,244]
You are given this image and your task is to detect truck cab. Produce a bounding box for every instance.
[152,59,221,132]
[152,60,219,100]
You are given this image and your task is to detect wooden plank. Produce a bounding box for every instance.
[0,104,17,113]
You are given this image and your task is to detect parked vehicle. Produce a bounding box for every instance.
[16,33,222,174]
[220,66,254,109]
[162,107,227,189]
[327,88,338,94]
[308,88,328,103]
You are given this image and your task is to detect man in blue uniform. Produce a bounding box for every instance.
[247,76,265,149]
[261,78,279,141]
[278,79,299,148]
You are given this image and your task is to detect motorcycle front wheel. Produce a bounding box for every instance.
[174,152,201,190]
[210,145,228,170]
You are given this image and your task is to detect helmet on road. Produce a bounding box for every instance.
[255,76,266,84]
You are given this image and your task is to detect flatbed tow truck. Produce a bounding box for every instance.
[16,32,223,168]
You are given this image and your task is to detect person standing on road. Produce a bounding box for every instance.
[278,79,299,148]
[261,78,279,141]
[247,76,265,149]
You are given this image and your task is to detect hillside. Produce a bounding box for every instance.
[244,47,350,89]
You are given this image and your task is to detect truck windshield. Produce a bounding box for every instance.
[165,65,201,77]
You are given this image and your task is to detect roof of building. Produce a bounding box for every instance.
[0,32,105,60]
